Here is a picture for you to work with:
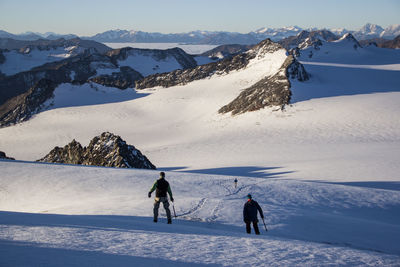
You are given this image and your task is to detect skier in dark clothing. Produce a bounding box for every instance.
[243,194,264,235]
[148,172,174,224]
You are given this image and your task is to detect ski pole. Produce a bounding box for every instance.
[172,202,177,218]
[262,217,268,232]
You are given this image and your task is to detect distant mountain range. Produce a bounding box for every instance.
[1,23,399,45]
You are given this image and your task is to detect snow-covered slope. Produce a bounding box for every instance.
[0,37,399,183]
[0,46,87,76]
[0,160,399,266]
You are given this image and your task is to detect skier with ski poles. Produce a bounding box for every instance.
[148,171,174,224]
[243,194,266,234]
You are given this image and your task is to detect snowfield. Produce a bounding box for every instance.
[1,38,400,265]
[1,160,400,266]
[0,46,86,76]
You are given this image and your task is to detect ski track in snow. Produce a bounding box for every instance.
[1,161,400,266]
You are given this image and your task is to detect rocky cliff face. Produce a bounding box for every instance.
[106,47,197,70]
[0,79,56,127]
[89,66,143,89]
[199,44,253,59]
[135,38,309,114]
[0,37,111,54]
[135,39,283,89]
[0,151,14,160]
[279,30,339,50]
[219,56,308,115]
[0,45,200,128]
[38,132,156,169]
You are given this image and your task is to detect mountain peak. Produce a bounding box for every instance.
[38,132,156,169]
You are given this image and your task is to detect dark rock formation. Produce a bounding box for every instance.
[0,50,5,64]
[0,51,123,127]
[89,66,143,89]
[135,39,282,89]
[106,47,197,70]
[38,132,156,169]
[219,56,308,115]
[340,33,361,49]
[0,79,57,127]
[361,35,400,49]
[279,30,339,50]
[199,44,253,59]
[380,35,400,49]
[0,151,14,160]
[0,37,111,54]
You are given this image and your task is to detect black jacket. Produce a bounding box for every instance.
[243,199,264,222]
[150,178,173,198]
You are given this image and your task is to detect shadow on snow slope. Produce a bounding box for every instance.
[43,83,150,111]
[0,240,214,267]
[291,64,400,103]
[160,166,294,179]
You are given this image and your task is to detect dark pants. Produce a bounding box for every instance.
[245,221,260,235]
[154,197,171,221]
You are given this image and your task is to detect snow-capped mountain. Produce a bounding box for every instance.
[1,23,399,45]
[381,24,400,38]
[0,43,200,127]
[0,38,111,76]
[353,23,384,40]
[278,30,339,50]
[251,26,304,41]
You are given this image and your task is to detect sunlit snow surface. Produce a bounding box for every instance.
[0,161,399,266]
[1,40,400,266]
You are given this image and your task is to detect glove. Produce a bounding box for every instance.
[148,192,151,198]
[170,197,174,202]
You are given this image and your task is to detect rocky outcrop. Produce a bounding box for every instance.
[135,39,282,89]
[339,33,361,49]
[0,44,203,128]
[0,37,111,54]
[38,132,156,169]
[0,79,57,127]
[107,47,197,70]
[199,44,253,59]
[0,151,14,160]
[378,35,400,49]
[279,30,339,50]
[0,51,128,127]
[219,56,308,115]
[89,66,143,89]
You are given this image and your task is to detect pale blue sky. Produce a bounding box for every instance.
[0,0,399,35]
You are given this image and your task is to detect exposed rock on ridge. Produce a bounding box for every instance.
[106,47,197,70]
[219,56,309,115]
[0,151,14,160]
[38,132,156,169]
[135,39,283,89]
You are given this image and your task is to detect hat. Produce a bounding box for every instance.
[247,194,252,199]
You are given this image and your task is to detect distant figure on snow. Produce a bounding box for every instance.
[234,178,238,188]
[148,171,174,224]
[243,194,264,235]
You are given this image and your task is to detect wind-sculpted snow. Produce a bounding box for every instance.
[0,161,399,265]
